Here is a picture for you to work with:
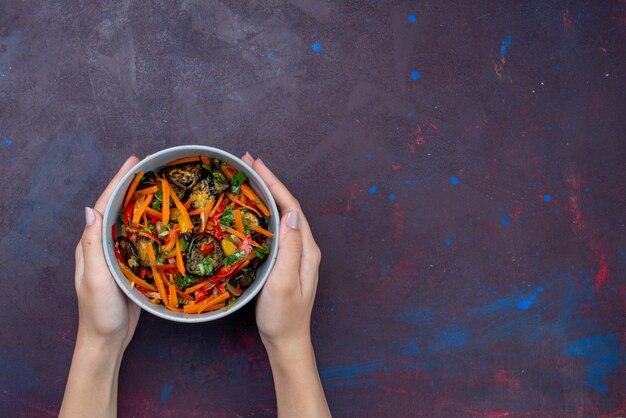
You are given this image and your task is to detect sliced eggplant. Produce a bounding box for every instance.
[118,237,140,273]
[211,170,230,194]
[137,171,157,189]
[135,236,158,267]
[243,211,261,229]
[169,182,190,201]
[191,178,217,210]
[231,268,256,289]
[186,233,224,277]
[163,164,202,189]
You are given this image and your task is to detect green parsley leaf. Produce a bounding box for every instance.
[229,172,248,194]
[254,243,270,259]
[174,274,197,290]
[223,250,245,266]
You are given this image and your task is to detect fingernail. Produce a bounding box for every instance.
[256,158,266,167]
[286,211,300,230]
[244,151,253,160]
[85,207,95,226]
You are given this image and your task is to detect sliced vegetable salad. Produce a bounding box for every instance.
[113,155,273,314]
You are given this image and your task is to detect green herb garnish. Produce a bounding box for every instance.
[230,172,248,194]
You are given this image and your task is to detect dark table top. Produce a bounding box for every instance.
[1,1,624,416]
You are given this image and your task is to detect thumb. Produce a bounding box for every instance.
[271,211,303,277]
[81,207,108,274]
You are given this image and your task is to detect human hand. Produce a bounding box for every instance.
[240,154,321,351]
[74,155,141,353]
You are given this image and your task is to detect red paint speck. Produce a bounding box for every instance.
[495,369,521,389]
[562,8,573,32]
[0,44,6,53]
[391,164,401,171]
[409,124,425,152]
[593,254,609,288]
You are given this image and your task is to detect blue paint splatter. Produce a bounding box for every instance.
[2,139,11,146]
[408,15,417,23]
[403,339,422,356]
[367,153,372,159]
[517,300,532,310]
[411,70,421,80]
[500,216,509,225]
[364,17,372,24]
[407,111,413,118]
[565,334,619,394]
[537,287,544,292]
[500,32,512,57]
[445,239,451,247]
[543,194,552,202]
[268,53,276,59]
[328,306,336,313]
[404,179,411,185]
[207,79,213,84]
[160,383,174,403]
[283,33,289,39]
[430,327,469,352]
[450,176,459,185]
[389,194,396,200]
[369,185,377,194]
[311,43,321,52]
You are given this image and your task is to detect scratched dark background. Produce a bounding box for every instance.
[0,1,625,417]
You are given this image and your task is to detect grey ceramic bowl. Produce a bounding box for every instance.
[102,146,279,323]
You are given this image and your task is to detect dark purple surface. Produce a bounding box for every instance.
[1,1,624,417]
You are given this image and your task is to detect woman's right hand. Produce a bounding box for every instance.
[241,153,330,418]
[240,153,322,351]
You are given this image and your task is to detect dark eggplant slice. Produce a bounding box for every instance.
[137,171,157,189]
[118,237,140,273]
[169,182,190,201]
[211,170,230,194]
[135,237,157,267]
[163,164,202,189]
[191,178,217,210]
[231,268,256,289]
[186,233,223,277]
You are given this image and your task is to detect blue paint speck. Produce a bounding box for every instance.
[450,176,459,185]
[284,34,289,39]
[364,17,372,24]
[2,139,11,146]
[160,383,174,403]
[500,32,512,57]
[445,239,451,247]
[389,194,396,200]
[367,153,372,159]
[268,53,276,59]
[207,79,213,84]
[500,216,509,225]
[517,300,532,310]
[537,287,544,292]
[384,366,389,372]
[407,111,413,118]
[311,43,321,52]
[411,70,421,80]
[404,179,411,185]
[408,15,417,23]
[543,194,551,202]
[369,185,377,194]
[529,294,537,301]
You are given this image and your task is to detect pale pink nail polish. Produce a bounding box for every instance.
[244,151,253,160]
[85,207,95,226]
[286,211,300,230]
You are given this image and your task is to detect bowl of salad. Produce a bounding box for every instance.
[102,146,279,322]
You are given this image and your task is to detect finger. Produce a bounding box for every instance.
[268,211,303,293]
[81,207,110,288]
[94,155,140,214]
[252,159,301,213]
[241,152,254,167]
[74,242,84,288]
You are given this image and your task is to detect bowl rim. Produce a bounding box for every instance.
[102,145,280,323]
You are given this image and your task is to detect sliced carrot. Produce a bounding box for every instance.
[165,156,201,166]
[183,292,229,314]
[227,193,263,218]
[151,267,168,308]
[132,194,153,225]
[225,227,264,249]
[175,239,185,276]
[221,165,238,180]
[163,230,179,255]
[240,184,270,217]
[145,207,162,219]
[184,278,211,295]
[167,180,193,233]
[168,281,178,309]
[201,302,226,313]
[200,155,211,165]
[118,262,157,291]
[248,224,275,238]
[208,193,224,217]
[160,178,170,225]
[123,170,144,211]
[134,185,159,198]
[233,209,245,234]
[176,289,193,301]
[184,195,195,210]
[188,207,203,216]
